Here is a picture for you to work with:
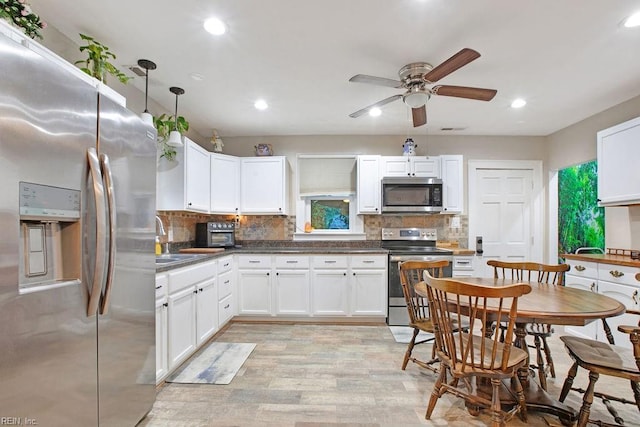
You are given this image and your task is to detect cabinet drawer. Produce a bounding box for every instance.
[597,264,640,287]
[156,273,168,299]
[565,259,598,278]
[453,256,474,271]
[238,255,271,269]
[275,255,309,269]
[350,255,386,269]
[219,294,233,325]
[218,270,233,300]
[218,255,233,274]
[312,255,348,269]
[168,260,217,294]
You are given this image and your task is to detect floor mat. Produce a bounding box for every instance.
[388,326,434,344]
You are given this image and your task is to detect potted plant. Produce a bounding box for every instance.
[74,33,130,84]
[0,0,46,39]
[154,113,189,161]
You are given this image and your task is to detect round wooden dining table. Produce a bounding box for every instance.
[414,277,626,425]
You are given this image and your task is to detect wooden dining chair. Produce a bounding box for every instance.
[558,309,640,427]
[421,272,532,427]
[398,260,449,372]
[487,260,569,390]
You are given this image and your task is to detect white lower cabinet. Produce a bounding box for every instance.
[195,277,218,346]
[274,256,311,315]
[351,269,386,315]
[312,269,350,315]
[167,285,197,369]
[564,258,639,347]
[237,255,272,315]
[155,274,168,384]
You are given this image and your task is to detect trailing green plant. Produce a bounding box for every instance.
[74,33,131,84]
[0,0,46,39]
[154,113,189,161]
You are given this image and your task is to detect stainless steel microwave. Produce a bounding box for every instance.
[381,177,443,213]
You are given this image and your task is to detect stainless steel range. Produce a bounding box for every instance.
[382,227,453,326]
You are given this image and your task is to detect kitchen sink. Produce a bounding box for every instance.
[155,253,207,266]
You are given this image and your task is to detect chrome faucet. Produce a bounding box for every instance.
[155,215,170,254]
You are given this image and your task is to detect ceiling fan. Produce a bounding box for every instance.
[348,48,497,127]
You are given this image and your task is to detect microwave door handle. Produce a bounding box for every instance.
[86,148,108,317]
[99,153,116,315]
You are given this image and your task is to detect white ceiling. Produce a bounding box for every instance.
[28,0,640,138]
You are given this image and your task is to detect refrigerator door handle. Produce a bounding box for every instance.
[99,153,116,315]
[86,148,108,317]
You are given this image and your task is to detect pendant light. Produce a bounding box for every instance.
[167,86,185,147]
[137,59,156,125]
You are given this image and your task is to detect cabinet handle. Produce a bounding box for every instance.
[276,272,279,276]
[249,260,260,263]
[199,288,203,292]
[632,290,638,304]
[188,202,192,206]
[324,260,336,264]
[224,262,230,267]
[609,270,624,278]
[286,260,298,264]
[343,272,346,276]
[224,304,230,309]
[193,289,198,294]
[353,272,356,276]
[155,285,163,289]
[362,260,375,264]
[163,302,168,307]
[266,272,270,276]
[224,280,230,284]
[457,261,470,265]
[590,282,596,292]
[574,265,586,272]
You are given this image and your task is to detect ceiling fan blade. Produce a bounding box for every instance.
[432,85,497,101]
[412,106,427,127]
[423,48,481,83]
[349,74,404,89]
[349,94,402,118]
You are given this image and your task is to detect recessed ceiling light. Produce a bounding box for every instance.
[190,73,204,81]
[254,99,268,110]
[623,11,640,28]
[511,98,526,109]
[204,17,226,35]
[369,107,381,117]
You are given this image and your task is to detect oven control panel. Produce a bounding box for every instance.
[381,228,437,241]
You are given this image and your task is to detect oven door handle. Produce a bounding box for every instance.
[390,255,453,263]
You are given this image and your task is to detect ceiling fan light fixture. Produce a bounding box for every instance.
[403,90,430,108]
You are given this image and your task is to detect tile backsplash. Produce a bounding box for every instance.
[157,211,469,248]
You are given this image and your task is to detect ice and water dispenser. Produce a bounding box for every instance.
[18,182,82,293]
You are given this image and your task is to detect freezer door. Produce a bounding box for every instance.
[0,32,99,424]
[96,94,157,426]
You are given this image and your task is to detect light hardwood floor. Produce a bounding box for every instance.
[140,322,637,427]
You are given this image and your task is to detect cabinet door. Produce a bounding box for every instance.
[597,116,640,205]
[411,157,440,177]
[274,270,310,315]
[185,140,211,212]
[155,298,168,383]
[597,280,638,348]
[381,156,410,177]
[312,270,349,315]
[241,157,287,214]
[210,153,240,214]
[441,155,463,213]
[350,269,387,315]
[167,286,196,369]
[357,155,381,214]
[238,269,272,314]
[196,278,218,346]
[564,275,598,340]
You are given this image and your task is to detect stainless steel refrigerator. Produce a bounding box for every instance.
[0,29,156,425]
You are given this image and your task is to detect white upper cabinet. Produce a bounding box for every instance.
[210,153,240,214]
[597,116,640,206]
[381,156,441,177]
[440,155,464,213]
[157,137,211,212]
[356,155,381,214]
[241,156,289,214]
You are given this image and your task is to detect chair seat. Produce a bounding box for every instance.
[410,319,435,333]
[449,332,528,371]
[560,335,639,374]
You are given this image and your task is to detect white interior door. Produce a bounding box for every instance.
[469,161,543,277]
